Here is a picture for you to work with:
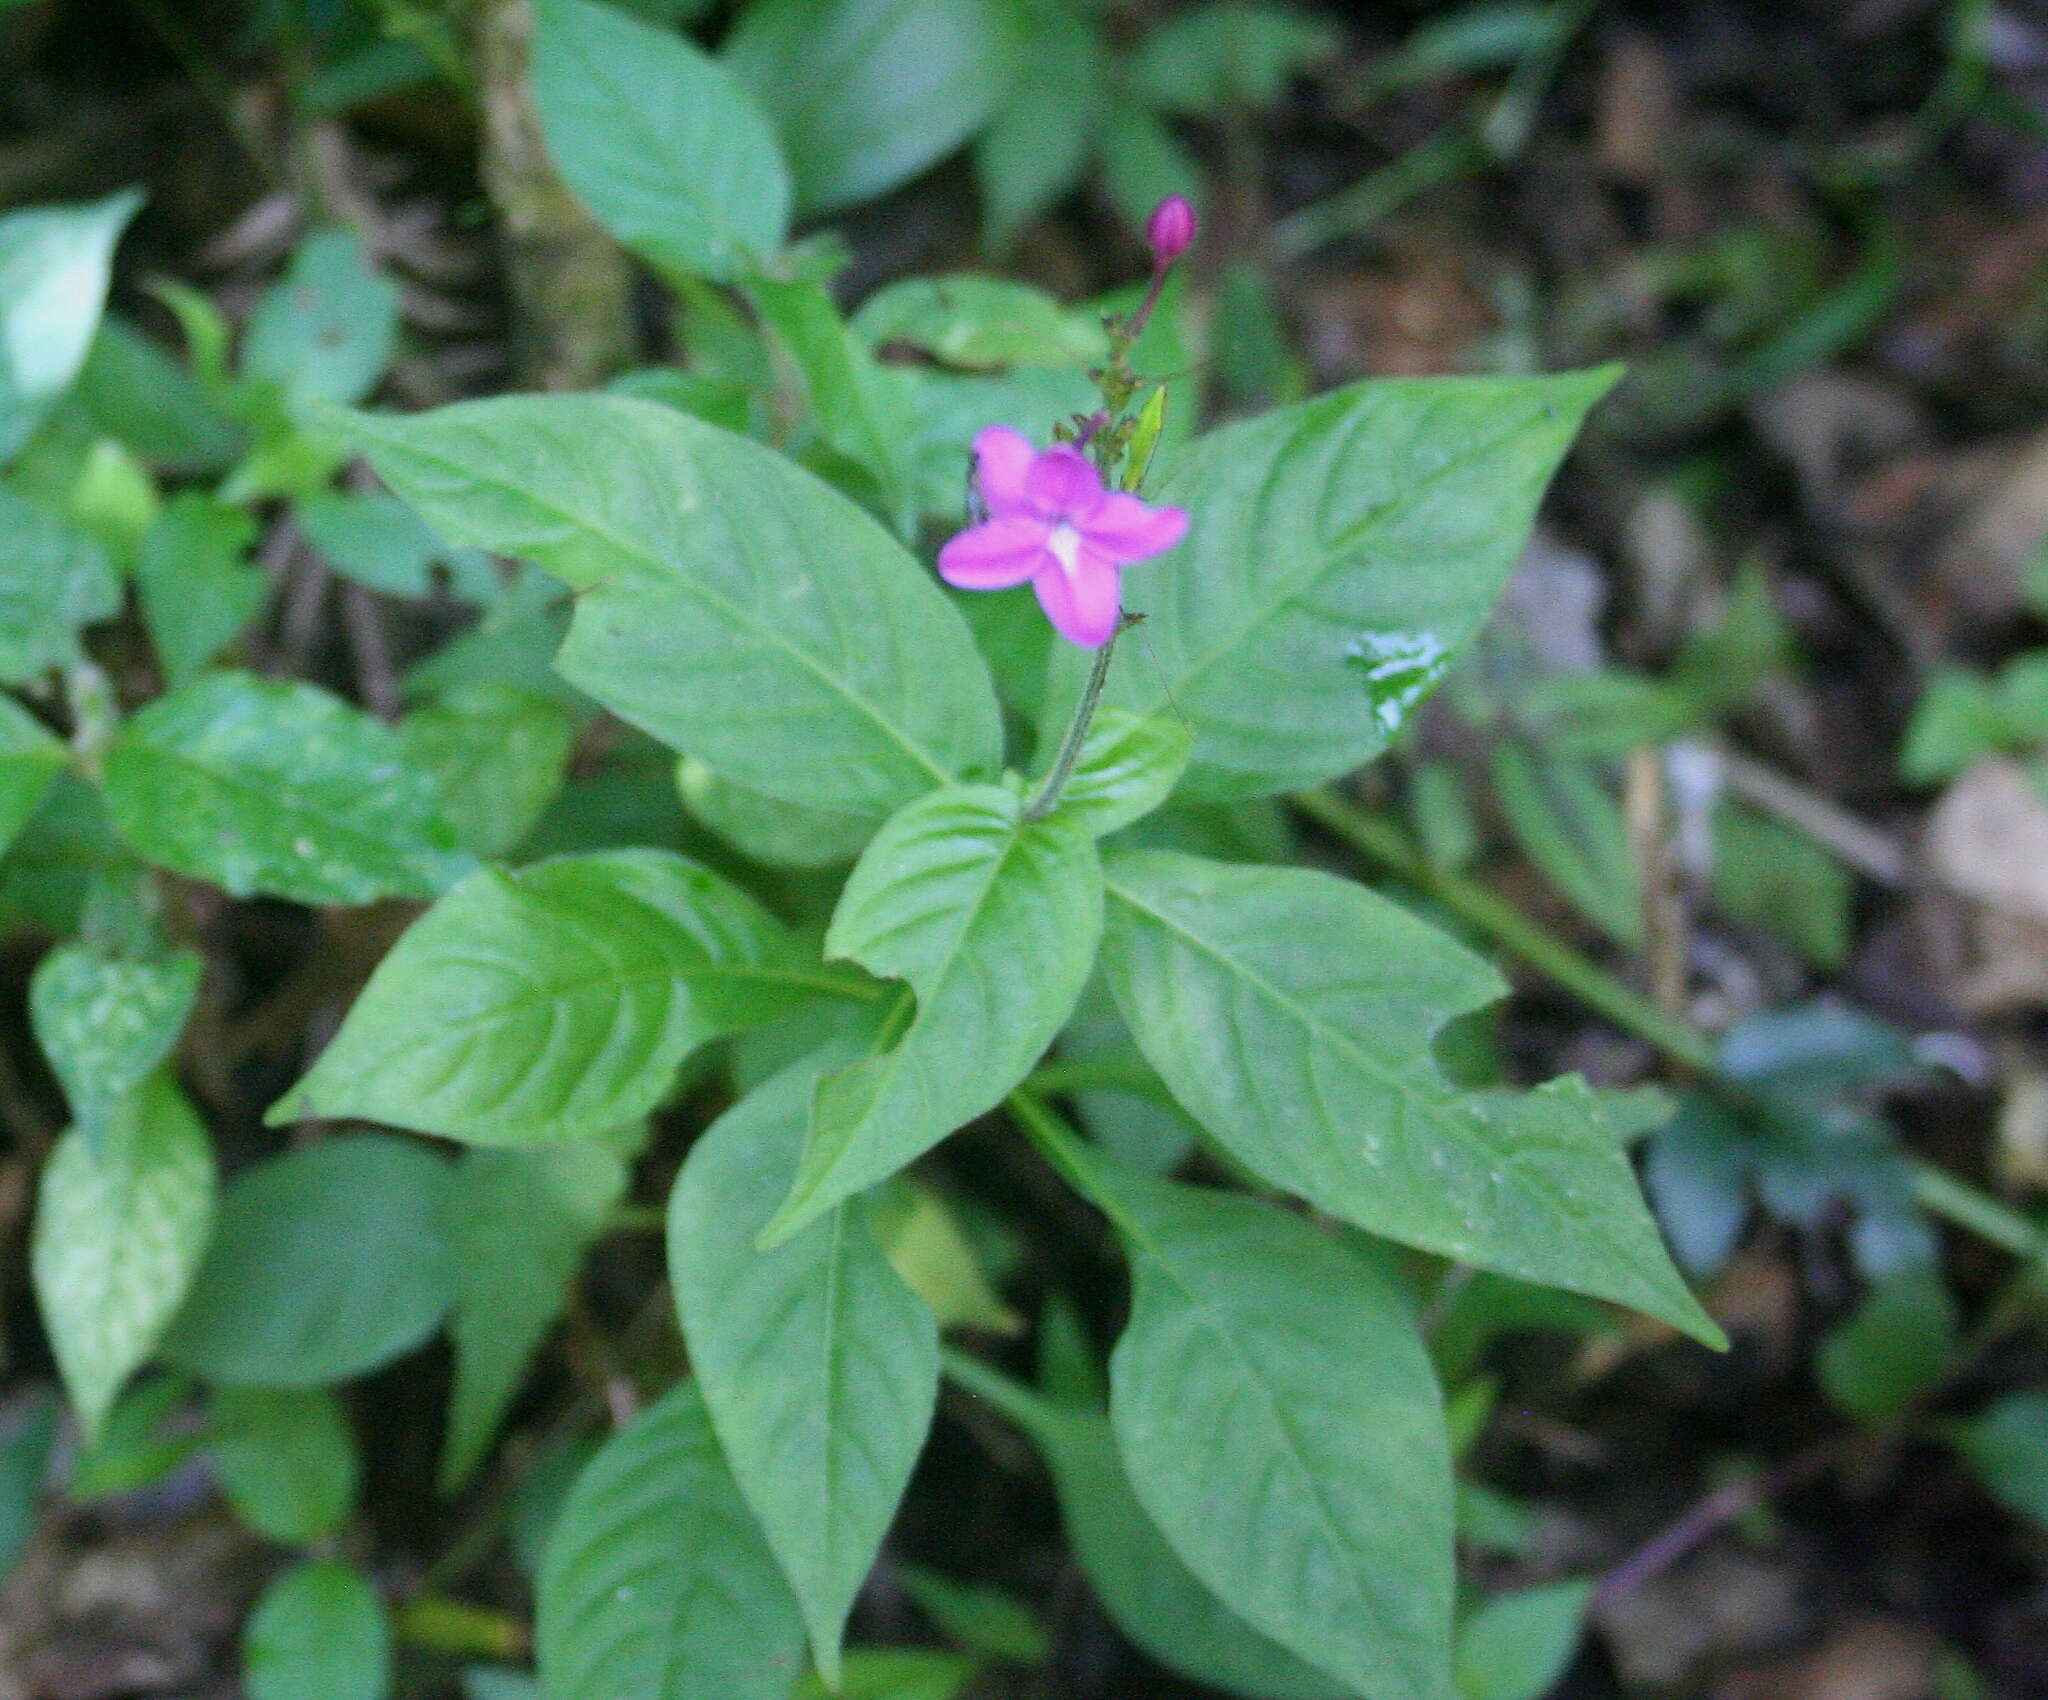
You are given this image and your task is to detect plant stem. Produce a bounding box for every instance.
[1293,785,2048,1264]
[1024,624,1124,824]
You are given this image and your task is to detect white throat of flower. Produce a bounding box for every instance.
[1047,520,1083,578]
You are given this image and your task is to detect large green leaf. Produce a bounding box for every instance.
[162,1134,454,1387]
[339,395,1000,814]
[271,851,824,1144]
[536,1381,807,1700]
[1045,370,1618,799]
[397,684,576,859]
[243,1561,391,1700]
[101,671,471,905]
[726,0,1020,216]
[31,1076,215,1441]
[1089,1159,1456,1700]
[763,784,1101,1243]
[210,1387,359,1544]
[441,1145,627,1490]
[1101,851,1721,1343]
[0,488,120,685]
[0,696,67,860]
[29,944,201,1146]
[943,1355,1347,1699]
[534,0,789,281]
[669,1048,939,1682]
[0,189,143,463]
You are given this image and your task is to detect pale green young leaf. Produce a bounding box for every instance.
[852,276,1106,371]
[536,1381,806,1700]
[162,1134,454,1387]
[242,229,399,412]
[0,488,119,684]
[29,944,201,1146]
[669,1048,939,1683]
[210,1387,359,1544]
[243,1561,391,1700]
[134,495,267,684]
[271,851,820,1144]
[337,395,1000,814]
[101,671,471,905]
[441,1145,627,1490]
[1102,851,1721,1344]
[869,1180,1021,1334]
[398,685,577,859]
[1043,708,1190,839]
[725,0,1021,216]
[791,1649,980,1700]
[1087,1160,1455,1700]
[763,785,1102,1243]
[31,1077,215,1441]
[1454,1580,1593,1700]
[677,756,878,868]
[534,0,789,281]
[0,696,67,860]
[1046,369,1619,799]
[0,190,143,464]
[943,1354,1348,1700]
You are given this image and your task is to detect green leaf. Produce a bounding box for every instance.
[134,495,267,684]
[1087,1159,1455,1700]
[337,394,1001,815]
[29,944,201,1145]
[0,487,120,685]
[1952,1393,2048,1530]
[869,1180,1021,1334]
[0,696,66,859]
[763,784,1102,1243]
[677,756,879,868]
[670,1049,939,1682]
[973,0,1106,249]
[726,0,1020,216]
[534,0,789,281]
[244,1561,391,1700]
[162,1134,454,1387]
[441,1145,626,1490]
[31,1077,215,1441]
[536,1380,806,1700]
[896,1566,1048,1663]
[1817,1266,1957,1424]
[271,851,819,1145]
[852,276,1105,371]
[210,1387,359,1543]
[243,228,399,412]
[1454,1579,1593,1700]
[296,490,488,600]
[1042,708,1190,839]
[1130,0,1338,112]
[0,190,143,464]
[101,671,471,905]
[943,1355,1348,1699]
[1102,851,1721,1343]
[1047,369,1618,800]
[1712,800,1853,969]
[1490,745,1642,950]
[791,1649,980,1700]
[74,316,246,474]
[398,685,577,859]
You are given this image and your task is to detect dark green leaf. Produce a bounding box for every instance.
[1454,1579,1593,1700]
[211,1387,359,1543]
[134,495,267,684]
[1952,1394,2048,1530]
[0,697,66,860]
[1817,1266,1956,1424]
[243,1561,391,1700]
[163,1134,454,1387]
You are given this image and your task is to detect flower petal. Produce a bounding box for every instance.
[1078,493,1188,566]
[938,515,1052,590]
[1023,445,1102,516]
[972,426,1037,514]
[1033,545,1122,648]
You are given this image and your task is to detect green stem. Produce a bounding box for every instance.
[1294,785,2047,1264]
[1024,624,1122,824]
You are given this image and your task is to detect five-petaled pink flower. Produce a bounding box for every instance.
[938,427,1188,648]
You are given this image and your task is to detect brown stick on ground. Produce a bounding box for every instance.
[473,0,634,391]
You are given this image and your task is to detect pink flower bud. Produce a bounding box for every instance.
[1145,196,1196,271]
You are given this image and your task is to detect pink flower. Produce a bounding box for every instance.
[1146,195,1196,270]
[938,427,1188,649]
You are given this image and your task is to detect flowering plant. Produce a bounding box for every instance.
[0,6,1722,1695]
